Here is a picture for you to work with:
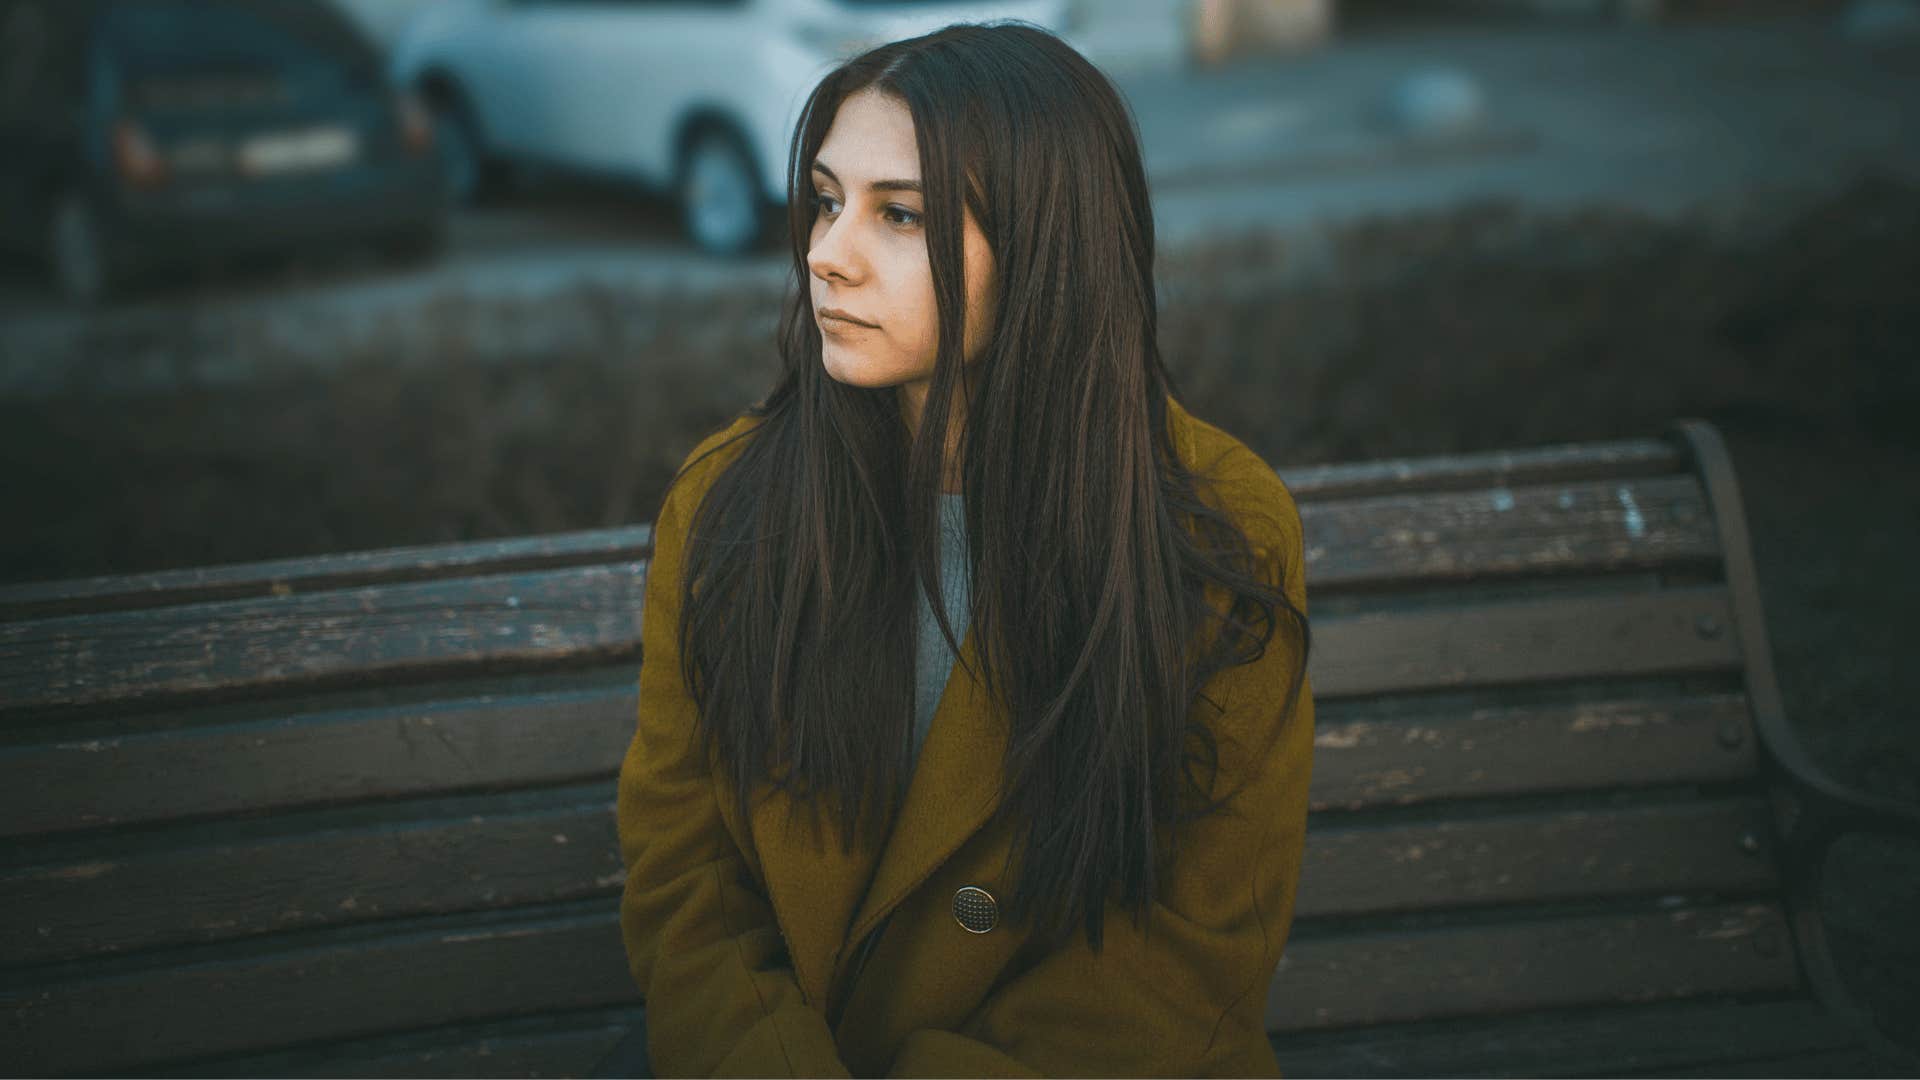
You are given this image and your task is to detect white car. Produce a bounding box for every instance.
[390,0,1069,255]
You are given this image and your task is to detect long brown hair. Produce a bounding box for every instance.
[660,22,1309,952]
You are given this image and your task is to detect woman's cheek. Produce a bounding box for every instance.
[911,313,944,372]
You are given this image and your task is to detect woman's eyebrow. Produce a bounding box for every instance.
[811,160,922,194]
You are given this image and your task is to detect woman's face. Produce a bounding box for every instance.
[807,88,996,416]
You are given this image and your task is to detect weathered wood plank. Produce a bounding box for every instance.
[0,901,639,1077]
[1648,1046,1910,1078]
[1,614,1752,839]
[176,996,1902,1080]
[1302,474,1718,590]
[4,776,1774,967]
[0,527,654,622]
[1,899,1797,1076]
[1308,694,1757,810]
[0,686,634,839]
[1,787,622,966]
[1278,438,1681,501]
[1309,586,1742,699]
[156,1008,639,1079]
[1294,799,1779,920]
[1,564,649,713]
[1267,997,1864,1078]
[1266,902,1798,1031]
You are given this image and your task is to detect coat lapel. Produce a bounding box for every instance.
[745,618,999,1011]
[747,769,882,1011]
[840,620,1004,950]
[747,394,1201,1010]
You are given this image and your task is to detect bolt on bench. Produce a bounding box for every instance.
[2,419,1915,1077]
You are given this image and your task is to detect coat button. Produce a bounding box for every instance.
[953,885,998,933]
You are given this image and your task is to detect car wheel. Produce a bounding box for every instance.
[430,95,491,205]
[678,126,768,257]
[48,191,115,304]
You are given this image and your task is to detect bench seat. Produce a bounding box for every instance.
[1,419,1914,1077]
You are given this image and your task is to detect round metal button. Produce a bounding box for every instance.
[952,885,998,934]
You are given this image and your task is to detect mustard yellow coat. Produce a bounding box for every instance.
[617,394,1315,1078]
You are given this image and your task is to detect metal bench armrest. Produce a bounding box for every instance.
[1674,419,1920,1070]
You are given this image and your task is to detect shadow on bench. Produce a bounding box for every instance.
[2,419,1916,1077]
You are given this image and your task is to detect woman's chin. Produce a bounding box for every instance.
[821,348,905,389]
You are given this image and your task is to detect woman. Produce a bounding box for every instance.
[617,21,1313,1078]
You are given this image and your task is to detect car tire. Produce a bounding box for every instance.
[428,92,497,206]
[47,190,116,304]
[678,125,770,257]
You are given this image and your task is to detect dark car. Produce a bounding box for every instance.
[0,0,449,302]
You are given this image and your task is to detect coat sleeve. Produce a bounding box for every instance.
[616,430,854,1079]
[886,449,1315,1079]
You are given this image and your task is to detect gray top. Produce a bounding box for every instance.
[911,492,972,769]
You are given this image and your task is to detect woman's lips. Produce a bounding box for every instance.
[817,307,879,328]
[819,313,877,334]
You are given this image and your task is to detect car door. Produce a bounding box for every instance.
[446,0,568,159]
[507,0,752,183]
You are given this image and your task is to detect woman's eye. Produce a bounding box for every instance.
[812,192,919,228]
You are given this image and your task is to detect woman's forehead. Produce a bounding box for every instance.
[815,89,920,187]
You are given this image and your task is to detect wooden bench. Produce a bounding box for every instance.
[2,418,1915,1077]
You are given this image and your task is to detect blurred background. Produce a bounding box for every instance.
[0,0,1916,1036]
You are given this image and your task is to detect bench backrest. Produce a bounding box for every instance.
[1271,420,1806,1040]
[0,420,1812,1076]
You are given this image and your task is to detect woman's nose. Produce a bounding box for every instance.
[807,217,861,283]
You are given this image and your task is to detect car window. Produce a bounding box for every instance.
[102,0,383,110]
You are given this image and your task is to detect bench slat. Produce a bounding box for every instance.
[1295,798,1778,919]
[1267,901,1797,1032]
[1311,586,1741,698]
[1303,474,1718,591]
[180,997,1895,1080]
[1309,693,1756,810]
[1268,997,1867,1079]
[0,687,1760,843]
[3,588,1758,834]
[0,897,1796,1076]
[1,786,622,967]
[1,563,649,713]
[0,528,655,622]
[1279,438,1681,501]
[0,901,637,1077]
[2,783,1774,967]
[155,1008,638,1080]
[7,563,1735,716]
[0,685,635,839]
[1649,1046,1908,1078]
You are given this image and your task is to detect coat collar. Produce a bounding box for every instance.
[746,393,1203,1011]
